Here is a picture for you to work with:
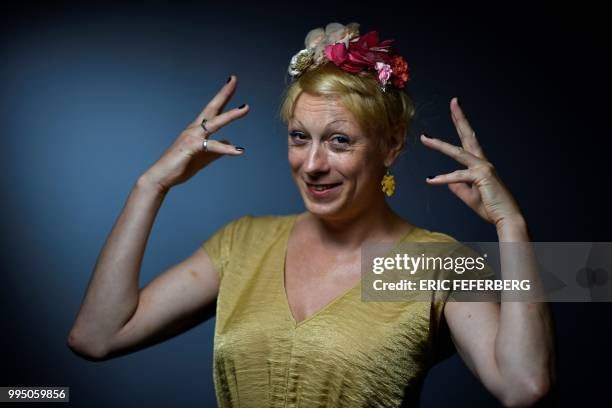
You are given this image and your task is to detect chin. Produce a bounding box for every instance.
[300,191,349,220]
[304,202,341,217]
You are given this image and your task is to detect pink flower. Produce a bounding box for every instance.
[375,62,392,86]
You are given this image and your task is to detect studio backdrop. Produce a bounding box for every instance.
[1,2,610,407]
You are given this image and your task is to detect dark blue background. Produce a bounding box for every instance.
[1,1,609,406]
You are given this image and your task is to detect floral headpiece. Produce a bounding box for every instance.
[288,22,410,92]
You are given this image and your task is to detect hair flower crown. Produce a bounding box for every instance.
[288,22,410,92]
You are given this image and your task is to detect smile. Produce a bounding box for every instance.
[305,182,342,197]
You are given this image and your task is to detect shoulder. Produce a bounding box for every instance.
[204,213,296,246]
[203,214,297,277]
[405,225,488,268]
[232,213,296,232]
[218,213,297,244]
[404,225,459,244]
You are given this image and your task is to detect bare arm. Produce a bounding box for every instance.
[66,177,168,360]
[444,220,556,407]
[67,75,249,360]
[422,98,555,406]
[67,178,222,361]
[101,245,221,361]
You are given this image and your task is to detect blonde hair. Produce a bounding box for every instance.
[280,62,416,155]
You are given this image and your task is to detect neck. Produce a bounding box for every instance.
[302,196,410,251]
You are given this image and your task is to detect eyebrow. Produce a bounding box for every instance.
[291,118,350,129]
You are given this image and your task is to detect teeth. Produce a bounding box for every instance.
[311,184,338,191]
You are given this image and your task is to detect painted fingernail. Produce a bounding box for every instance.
[227,76,232,83]
[422,133,430,139]
[235,146,245,151]
[238,104,246,109]
[427,175,436,179]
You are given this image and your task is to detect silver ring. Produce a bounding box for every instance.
[201,118,210,133]
[202,138,208,152]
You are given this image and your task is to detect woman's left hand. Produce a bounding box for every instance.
[420,97,523,228]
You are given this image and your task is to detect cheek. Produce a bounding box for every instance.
[336,153,381,189]
[287,148,304,172]
[332,150,373,178]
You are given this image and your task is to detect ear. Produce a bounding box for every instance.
[383,124,407,168]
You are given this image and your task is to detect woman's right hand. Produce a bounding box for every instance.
[141,75,249,192]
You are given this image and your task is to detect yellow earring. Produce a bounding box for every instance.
[381,168,395,197]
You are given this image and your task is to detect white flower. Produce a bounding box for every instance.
[288,22,361,79]
[288,48,314,76]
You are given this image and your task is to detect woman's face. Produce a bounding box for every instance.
[287,92,386,221]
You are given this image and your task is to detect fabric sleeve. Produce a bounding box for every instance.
[201,215,252,282]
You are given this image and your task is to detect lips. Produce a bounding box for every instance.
[306,182,342,191]
[304,181,342,198]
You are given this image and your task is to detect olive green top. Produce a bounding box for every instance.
[202,214,489,407]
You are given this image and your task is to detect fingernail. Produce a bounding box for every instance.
[456,97,461,107]
[422,133,429,139]
[238,104,246,109]
[235,146,245,151]
[227,76,232,83]
[427,175,436,179]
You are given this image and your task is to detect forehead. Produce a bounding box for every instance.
[290,92,353,125]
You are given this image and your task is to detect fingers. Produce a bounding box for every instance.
[427,171,480,211]
[198,103,250,136]
[447,182,486,215]
[426,169,471,184]
[202,138,245,156]
[420,134,484,167]
[216,76,237,114]
[450,97,486,158]
[426,163,495,186]
[448,181,477,206]
[447,181,472,199]
[193,75,239,126]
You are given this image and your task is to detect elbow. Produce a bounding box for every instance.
[500,375,554,408]
[66,330,109,362]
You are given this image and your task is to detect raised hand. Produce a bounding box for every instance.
[142,75,250,191]
[420,97,523,228]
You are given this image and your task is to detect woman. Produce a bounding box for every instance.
[67,22,555,407]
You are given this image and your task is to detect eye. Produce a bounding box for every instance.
[330,134,351,146]
[289,130,308,144]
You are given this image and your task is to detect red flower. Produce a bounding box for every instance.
[324,43,351,69]
[390,54,409,88]
[323,30,410,89]
[325,31,395,73]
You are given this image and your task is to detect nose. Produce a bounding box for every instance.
[304,140,330,177]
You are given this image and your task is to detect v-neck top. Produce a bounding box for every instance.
[202,214,489,407]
